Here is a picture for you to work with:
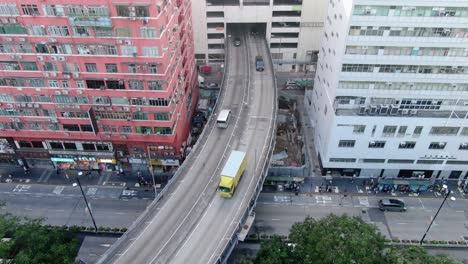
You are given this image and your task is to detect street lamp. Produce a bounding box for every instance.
[73,174,98,233]
[419,184,456,245]
[146,146,158,198]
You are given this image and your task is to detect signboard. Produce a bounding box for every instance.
[162,159,180,166]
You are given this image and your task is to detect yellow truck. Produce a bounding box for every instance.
[219,150,247,198]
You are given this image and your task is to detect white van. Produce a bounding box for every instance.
[217,109,231,128]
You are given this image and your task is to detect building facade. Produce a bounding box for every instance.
[0,0,198,173]
[306,0,468,180]
[192,0,327,72]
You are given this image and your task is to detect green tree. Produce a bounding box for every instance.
[0,214,80,264]
[289,214,386,264]
[255,235,294,264]
[385,246,460,264]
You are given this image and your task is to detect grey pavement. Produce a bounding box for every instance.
[254,193,468,242]
[0,183,151,228]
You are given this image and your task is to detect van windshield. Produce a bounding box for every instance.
[219,187,231,193]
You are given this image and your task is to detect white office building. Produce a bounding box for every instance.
[191,0,327,72]
[306,0,468,180]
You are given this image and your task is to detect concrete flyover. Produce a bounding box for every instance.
[98,31,277,264]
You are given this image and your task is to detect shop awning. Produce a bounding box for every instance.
[379,179,432,186]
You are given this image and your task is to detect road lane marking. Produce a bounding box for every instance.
[419,198,425,209]
[271,219,280,221]
[53,186,65,195]
[25,208,33,211]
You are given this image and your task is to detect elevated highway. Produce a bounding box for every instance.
[99,31,277,264]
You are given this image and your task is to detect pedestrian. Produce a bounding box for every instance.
[120,167,124,176]
[56,167,60,175]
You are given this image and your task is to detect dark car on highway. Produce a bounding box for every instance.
[378,199,406,212]
[234,37,241,46]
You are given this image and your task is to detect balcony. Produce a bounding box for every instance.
[69,17,112,27]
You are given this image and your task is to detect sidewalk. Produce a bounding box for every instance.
[276,176,467,199]
[0,165,157,188]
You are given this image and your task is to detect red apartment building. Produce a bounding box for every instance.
[0,0,198,174]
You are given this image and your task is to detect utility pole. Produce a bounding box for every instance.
[75,176,98,233]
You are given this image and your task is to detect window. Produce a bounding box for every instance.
[21,4,40,16]
[106,80,125,90]
[329,158,356,163]
[154,112,170,121]
[73,26,90,36]
[369,141,385,148]
[428,142,446,149]
[0,4,20,16]
[63,142,77,150]
[61,80,69,88]
[382,125,397,135]
[116,5,130,16]
[429,126,460,136]
[154,126,173,135]
[148,64,158,74]
[399,141,416,149]
[105,64,118,73]
[121,46,137,56]
[49,142,63,149]
[28,122,42,130]
[48,25,70,36]
[120,126,132,133]
[353,125,365,133]
[135,6,149,17]
[413,126,423,135]
[96,143,110,151]
[133,112,148,120]
[397,126,407,135]
[388,159,414,164]
[115,27,132,37]
[80,124,93,132]
[21,62,38,71]
[143,47,159,57]
[48,80,59,87]
[360,159,385,163]
[417,160,444,164]
[148,81,163,90]
[129,80,144,90]
[459,143,468,150]
[82,143,95,151]
[85,63,98,72]
[338,140,355,148]
[63,124,80,131]
[43,5,65,16]
[140,27,157,38]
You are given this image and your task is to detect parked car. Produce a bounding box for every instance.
[234,37,241,46]
[206,82,219,89]
[378,199,406,212]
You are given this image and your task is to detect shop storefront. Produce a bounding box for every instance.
[51,155,116,171]
[128,157,147,171]
[0,138,17,165]
[16,150,52,167]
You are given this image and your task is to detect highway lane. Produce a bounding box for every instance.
[105,30,261,263]
[254,193,468,242]
[171,33,276,263]
[0,186,150,227]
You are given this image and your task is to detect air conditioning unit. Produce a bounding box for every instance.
[16,55,22,59]
[20,103,26,107]
[9,54,15,59]
[55,91,61,95]
[400,109,409,115]
[63,74,70,79]
[73,72,80,78]
[49,38,57,43]
[116,39,123,44]
[33,103,39,108]
[58,56,65,61]
[5,37,12,42]
[358,106,367,115]
[125,40,132,45]
[106,107,113,111]
[390,104,399,115]
[18,38,26,42]
[410,109,418,115]
[130,17,136,20]
[400,142,406,146]
[6,103,13,108]
[49,72,57,77]
[43,72,49,77]
[62,90,68,95]
[77,90,83,94]
[123,107,130,111]
[37,56,44,61]
[379,104,389,115]
[120,135,127,139]
[369,141,376,145]
[369,105,378,115]
[136,107,142,111]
